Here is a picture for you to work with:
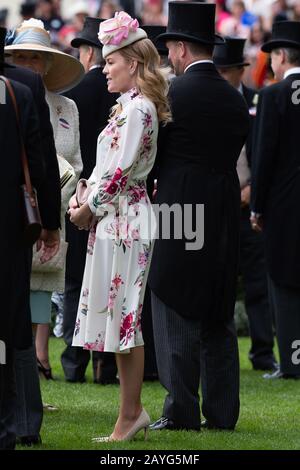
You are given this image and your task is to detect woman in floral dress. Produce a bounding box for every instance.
[69,12,171,441]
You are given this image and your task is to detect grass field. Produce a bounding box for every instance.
[23,337,300,451]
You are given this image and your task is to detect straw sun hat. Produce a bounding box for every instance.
[5,19,84,93]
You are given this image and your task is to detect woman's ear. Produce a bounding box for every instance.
[129,59,138,76]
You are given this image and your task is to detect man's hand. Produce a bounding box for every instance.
[241,184,251,208]
[250,213,263,232]
[36,229,60,263]
[69,203,93,231]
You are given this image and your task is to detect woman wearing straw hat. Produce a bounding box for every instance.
[5,18,84,379]
[69,11,171,442]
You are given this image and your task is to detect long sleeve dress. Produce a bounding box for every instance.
[72,87,158,353]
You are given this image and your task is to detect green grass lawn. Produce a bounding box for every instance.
[24,337,300,450]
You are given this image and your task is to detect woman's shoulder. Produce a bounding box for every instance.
[46,91,77,112]
[127,93,157,118]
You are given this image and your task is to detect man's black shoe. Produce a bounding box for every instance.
[66,376,86,383]
[263,369,300,380]
[17,434,42,447]
[149,416,200,431]
[201,420,235,431]
[252,361,279,372]
[94,376,119,385]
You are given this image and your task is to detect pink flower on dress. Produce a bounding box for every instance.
[98,12,139,46]
[87,225,96,255]
[120,312,134,344]
[110,131,120,150]
[114,167,123,181]
[105,181,118,195]
[142,113,152,128]
[120,175,128,190]
[112,274,123,288]
[130,228,140,240]
[82,288,89,298]
[138,252,148,268]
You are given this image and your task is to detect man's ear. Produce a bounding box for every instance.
[178,41,186,59]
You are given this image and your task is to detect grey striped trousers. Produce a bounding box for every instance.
[151,292,240,430]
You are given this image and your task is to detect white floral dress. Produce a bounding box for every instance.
[72,87,158,353]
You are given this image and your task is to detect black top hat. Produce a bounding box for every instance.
[0,27,13,72]
[157,2,224,46]
[20,1,37,17]
[0,8,8,25]
[213,37,249,68]
[143,25,168,56]
[262,21,300,53]
[71,17,105,49]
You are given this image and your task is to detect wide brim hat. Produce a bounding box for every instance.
[214,37,249,68]
[98,11,148,59]
[262,21,300,53]
[142,25,168,56]
[157,2,224,46]
[71,17,105,49]
[5,20,84,93]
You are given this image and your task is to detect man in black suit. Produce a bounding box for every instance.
[61,17,117,384]
[0,26,49,449]
[3,32,61,445]
[148,2,249,431]
[250,21,300,380]
[213,37,277,372]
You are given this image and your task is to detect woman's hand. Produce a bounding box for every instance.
[69,194,78,210]
[69,203,93,230]
[36,229,60,263]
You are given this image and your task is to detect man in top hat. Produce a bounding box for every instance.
[214,37,278,373]
[143,25,168,63]
[148,2,249,431]
[250,21,300,380]
[0,9,8,28]
[0,26,48,449]
[61,17,117,384]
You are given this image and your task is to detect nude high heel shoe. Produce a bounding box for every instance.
[92,408,150,443]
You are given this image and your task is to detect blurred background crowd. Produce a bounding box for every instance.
[2,0,300,88]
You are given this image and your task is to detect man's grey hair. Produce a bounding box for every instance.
[80,44,104,66]
[274,47,300,66]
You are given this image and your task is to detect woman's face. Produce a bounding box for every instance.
[103,51,137,94]
[12,50,47,76]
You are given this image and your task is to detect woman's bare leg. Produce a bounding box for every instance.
[111,346,144,439]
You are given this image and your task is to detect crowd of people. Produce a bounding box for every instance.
[0,0,300,450]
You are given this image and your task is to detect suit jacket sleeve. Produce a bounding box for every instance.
[35,74,61,229]
[250,87,279,214]
[12,82,46,195]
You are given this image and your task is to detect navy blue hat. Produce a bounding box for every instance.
[157,2,224,46]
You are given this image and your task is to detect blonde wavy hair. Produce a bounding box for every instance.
[111,38,171,125]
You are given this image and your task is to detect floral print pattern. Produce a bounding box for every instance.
[72,87,158,353]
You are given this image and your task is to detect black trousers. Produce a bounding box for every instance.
[0,348,16,450]
[151,292,240,430]
[268,276,300,375]
[239,208,276,368]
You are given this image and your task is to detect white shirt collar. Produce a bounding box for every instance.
[238,83,243,94]
[284,67,300,79]
[89,64,102,71]
[184,60,214,74]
